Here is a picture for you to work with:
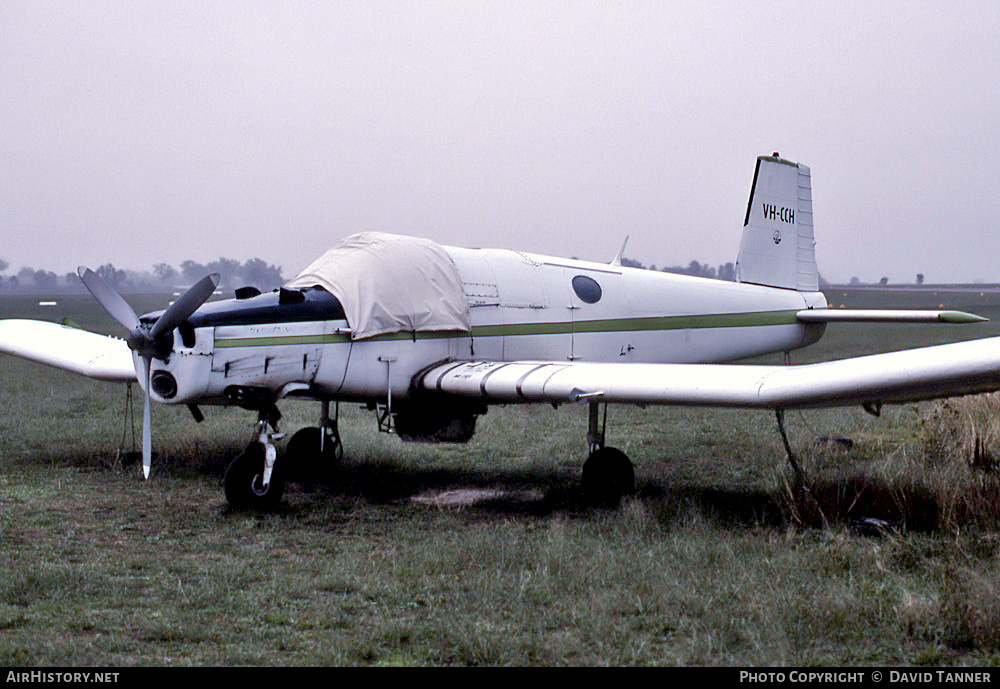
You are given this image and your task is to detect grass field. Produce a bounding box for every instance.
[4,288,1000,666]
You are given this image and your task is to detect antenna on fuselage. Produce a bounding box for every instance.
[610,235,629,267]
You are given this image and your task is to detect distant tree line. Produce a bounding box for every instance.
[621,257,831,287]
[10,252,926,293]
[0,257,285,293]
[848,273,929,286]
[621,256,737,280]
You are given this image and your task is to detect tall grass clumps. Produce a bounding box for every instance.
[779,394,1000,533]
[917,393,1000,529]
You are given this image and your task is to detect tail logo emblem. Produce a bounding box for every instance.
[772,230,782,245]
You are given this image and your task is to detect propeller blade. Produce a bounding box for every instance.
[142,357,151,479]
[150,273,220,340]
[77,267,141,333]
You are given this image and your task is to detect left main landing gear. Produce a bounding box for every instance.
[284,401,344,482]
[581,400,635,507]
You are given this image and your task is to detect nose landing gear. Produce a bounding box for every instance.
[224,404,287,510]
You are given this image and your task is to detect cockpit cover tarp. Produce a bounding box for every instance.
[285,232,471,340]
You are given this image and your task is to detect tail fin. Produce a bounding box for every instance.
[735,155,818,291]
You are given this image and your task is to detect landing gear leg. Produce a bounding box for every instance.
[775,409,828,528]
[115,381,140,466]
[581,400,635,507]
[775,409,808,487]
[319,400,344,462]
[587,399,607,455]
[224,404,287,510]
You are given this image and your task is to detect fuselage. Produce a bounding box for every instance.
[139,245,828,407]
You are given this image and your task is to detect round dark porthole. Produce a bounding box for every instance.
[572,275,602,304]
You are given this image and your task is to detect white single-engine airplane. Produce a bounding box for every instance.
[2,154,998,509]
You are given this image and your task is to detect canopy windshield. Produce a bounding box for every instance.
[285,232,471,340]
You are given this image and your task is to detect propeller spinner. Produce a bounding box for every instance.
[78,268,220,478]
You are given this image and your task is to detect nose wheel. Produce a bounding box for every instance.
[224,407,286,510]
[224,442,287,510]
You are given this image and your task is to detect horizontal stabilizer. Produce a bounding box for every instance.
[796,309,987,324]
[0,319,136,382]
[420,335,1000,410]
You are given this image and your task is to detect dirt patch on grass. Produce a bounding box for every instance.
[411,488,546,508]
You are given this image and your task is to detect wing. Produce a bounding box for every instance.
[0,319,137,382]
[418,336,1000,409]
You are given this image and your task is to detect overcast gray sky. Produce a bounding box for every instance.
[2,1,998,284]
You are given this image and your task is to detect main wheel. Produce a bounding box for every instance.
[582,446,635,508]
[284,426,342,482]
[224,442,286,511]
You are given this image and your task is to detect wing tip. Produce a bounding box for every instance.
[939,310,989,324]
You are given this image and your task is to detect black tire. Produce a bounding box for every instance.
[582,446,635,508]
[224,442,286,511]
[284,426,342,481]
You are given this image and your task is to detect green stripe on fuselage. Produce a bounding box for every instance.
[572,309,800,334]
[214,332,353,348]
[213,309,801,348]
